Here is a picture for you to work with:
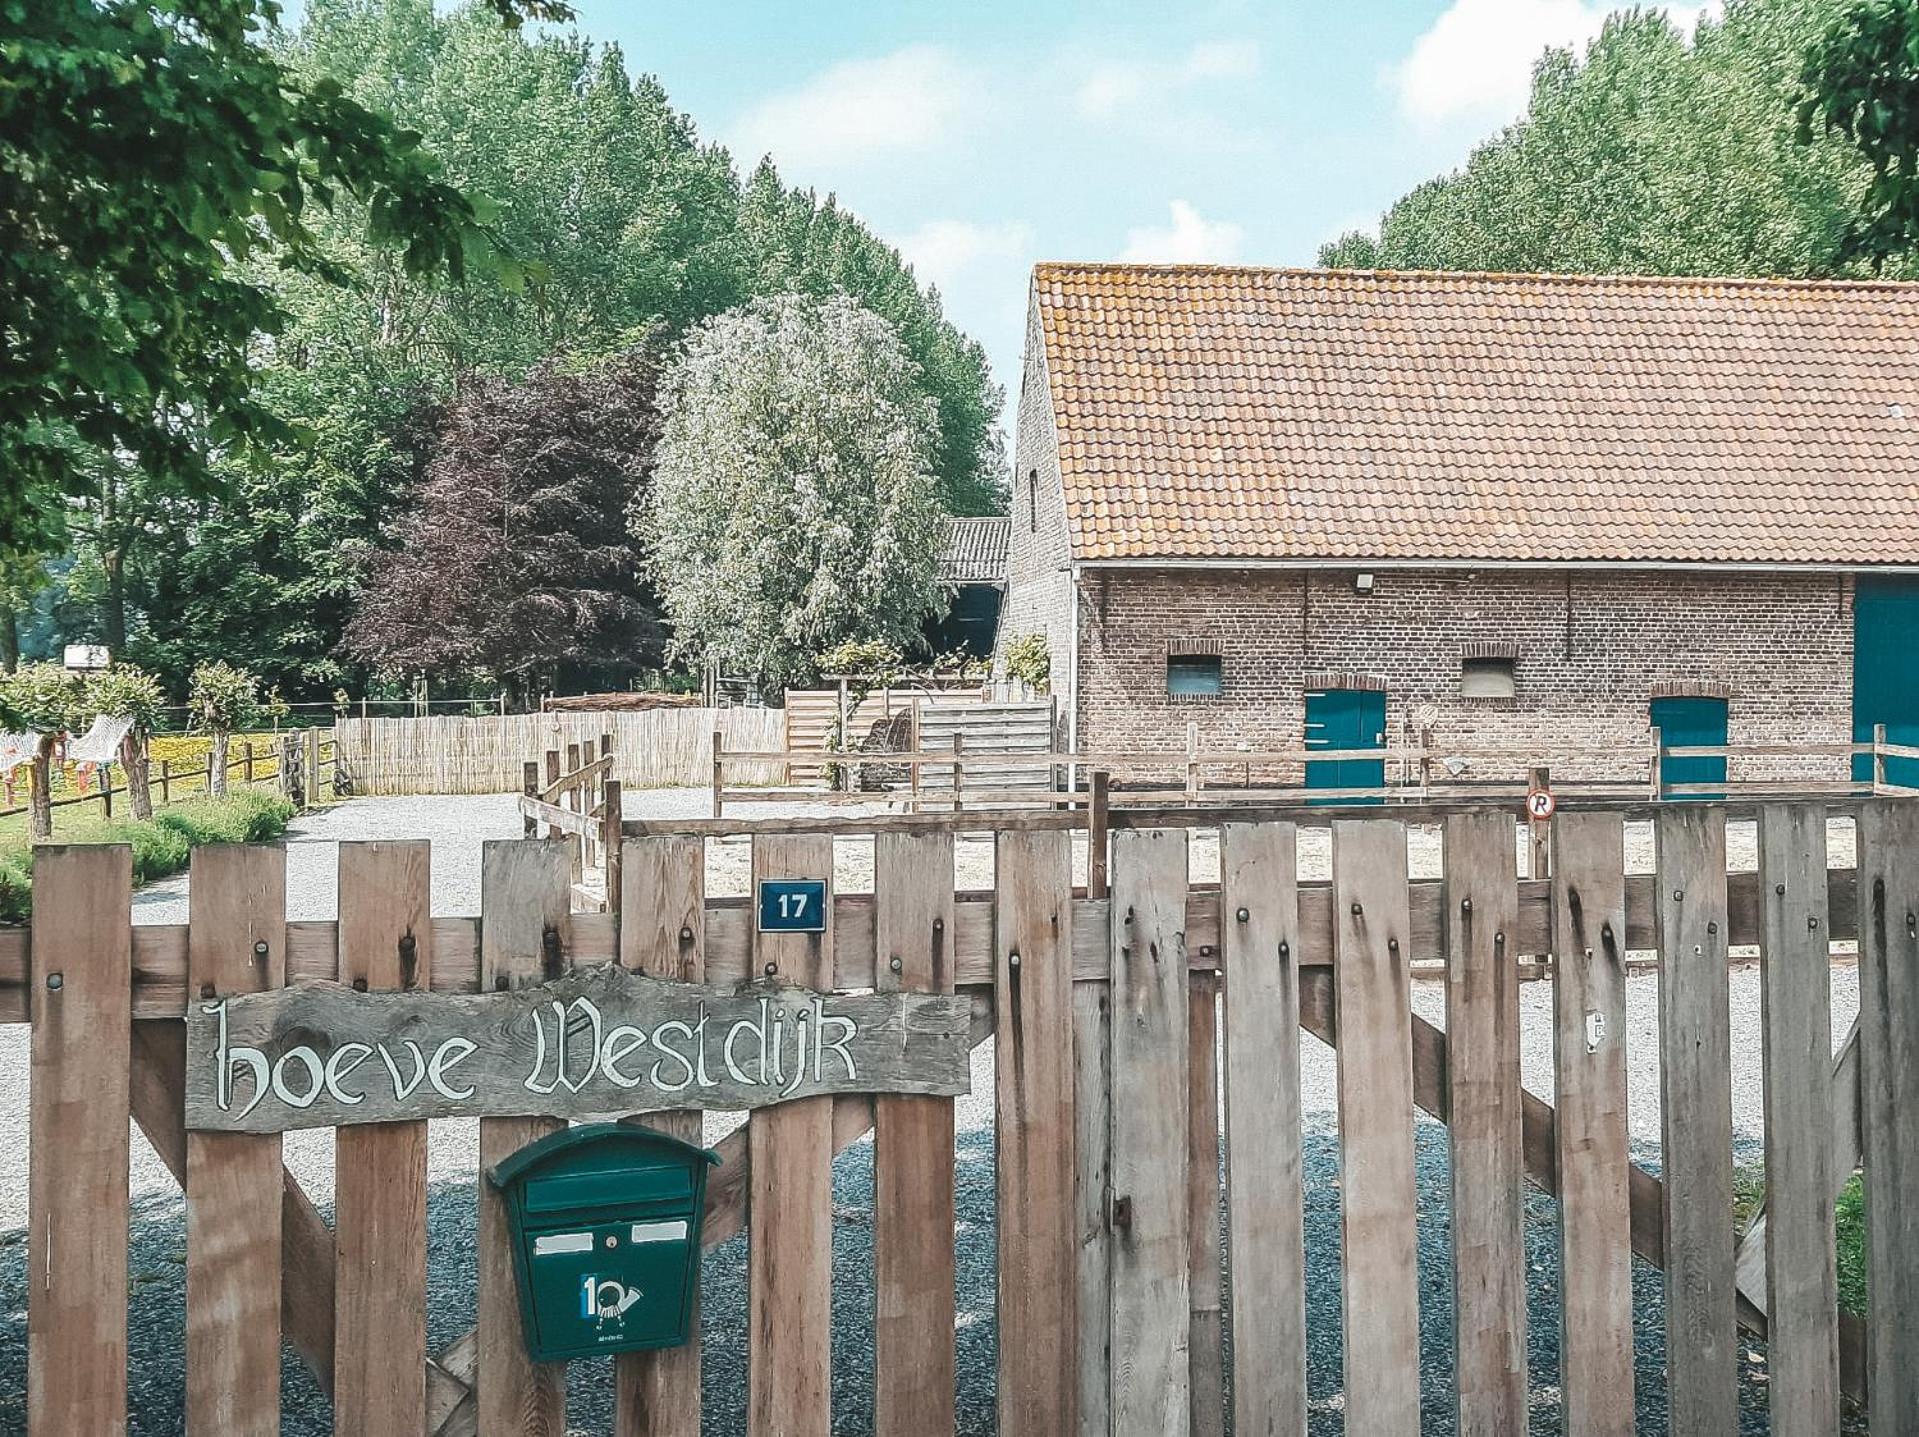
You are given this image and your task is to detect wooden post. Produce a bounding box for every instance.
[1185,719,1200,805]
[1649,726,1664,801]
[951,732,965,814]
[207,746,216,796]
[159,758,171,807]
[522,761,540,839]
[28,846,134,1435]
[1528,764,1552,882]
[333,841,432,1433]
[564,743,583,883]
[710,729,723,819]
[477,840,570,1436]
[544,749,561,842]
[242,739,254,787]
[100,764,112,820]
[601,779,623,915]
[1087,769,1111,900]
[185,844,288,1433]
[306,727,321,803]
[909,700,922,813]
[1874,722,1888,791]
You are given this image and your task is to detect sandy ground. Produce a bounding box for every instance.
[0,791,1861,1433]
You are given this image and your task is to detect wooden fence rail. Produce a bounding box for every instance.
[12,795,1917,1434]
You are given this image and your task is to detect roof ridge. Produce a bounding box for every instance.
[1030,260,1919,294]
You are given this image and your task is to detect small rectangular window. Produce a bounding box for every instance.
[1461,656,1516,699]
[1167,654,1223,697]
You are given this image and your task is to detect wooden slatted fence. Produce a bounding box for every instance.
[13,797,1919,1434]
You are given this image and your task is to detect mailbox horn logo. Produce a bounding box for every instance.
[580,1274,643,1323]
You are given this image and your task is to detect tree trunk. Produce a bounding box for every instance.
[120,727,153,822]
[102,546,127,655]
[210,731,229,798]
[29,734,54,841]
[0,595,18,673]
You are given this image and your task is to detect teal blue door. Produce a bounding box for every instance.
[1305,688,1386,803]
[1652,696,1727,799]
[1854,577,1919,787]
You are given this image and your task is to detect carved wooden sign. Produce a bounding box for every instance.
[184,964,972,1133]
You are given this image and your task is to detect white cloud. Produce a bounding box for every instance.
[1119,201,1245,264]
[1073,40,1260,121]
[1389,0,1713,129]
[728,46,984,171]
[896,219,1034,294]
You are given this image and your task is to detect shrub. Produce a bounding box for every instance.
[1003,633,1050,690]
[0,791,295,920]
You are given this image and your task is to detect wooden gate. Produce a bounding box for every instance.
[12,797,1919,1433]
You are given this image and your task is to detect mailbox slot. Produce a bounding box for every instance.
[487,1122,720,1362]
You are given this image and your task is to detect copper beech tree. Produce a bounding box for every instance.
[345,352,667,704]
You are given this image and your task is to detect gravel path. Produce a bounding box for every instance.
[0,792,1863,1433]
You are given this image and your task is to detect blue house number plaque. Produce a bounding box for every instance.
[757,878,827,933]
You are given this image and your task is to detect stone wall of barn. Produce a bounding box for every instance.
[999,297,1076,687]
[1072,566,1856,787]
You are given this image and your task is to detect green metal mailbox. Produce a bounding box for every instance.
[486,1122,720,1362]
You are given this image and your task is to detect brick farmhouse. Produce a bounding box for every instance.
[999,264,1919,788]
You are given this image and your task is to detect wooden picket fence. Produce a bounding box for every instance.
[12,795,1919,1434]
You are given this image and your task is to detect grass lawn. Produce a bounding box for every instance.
[1733,1161,1867,1315]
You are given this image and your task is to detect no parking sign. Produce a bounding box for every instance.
[1526,786,1556,820]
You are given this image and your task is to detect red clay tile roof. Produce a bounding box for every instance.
[1033,263,1919,565]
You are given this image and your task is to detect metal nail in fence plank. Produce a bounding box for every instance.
[1074,964,1112,1437]
[477,839,569,1437]
[1109,827,1191,1437]
[1655,806,1738,1437]
[1550,813,1635,1437]
[185,843,287,1435]
[1330,819,1419,1436]
[1220,822,1305,1437]
[1858,798,1919,1430]
[1187,968,1225,1437]
[1757,804,1840,1437]
[335,840,432,1435]
[28,846,132,1437]
[616,835,706,1437]
[996,829,1076,1437]
[747,832,834,1437]
[874,831,958,1435]
[1444,812,1526,1437]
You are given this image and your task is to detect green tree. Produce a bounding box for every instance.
[1321,0,1880,279]
[188,661,284,797]
[640,294,948,691]
[1803,0,1919,261]
[81,665,166,820]
[0,0,563,548]
[0,663,87,838]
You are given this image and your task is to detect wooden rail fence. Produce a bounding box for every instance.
[11,796,1917,1434]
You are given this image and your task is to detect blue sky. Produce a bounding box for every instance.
[413,1,1714,414]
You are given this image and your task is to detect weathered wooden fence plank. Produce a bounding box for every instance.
[1444,812,1526,1437]
[27,846,133,1436]
[1074,973,1112,1437]
[1220,821,1305,1437]
[476,840,569,1437]
[995,829,1077,1437]
[1187,969,1224,1437]
[874,832,959,1434]
[1109,827,1191,1437]
[1330,819,1420,1435]
[1757,804,1840,1437]
[1550,812,1635,1437]
[185,843,286,1435]
[1656,806,1738,1437]
[747,833,835,1437]
[334,840,432,1436]
[616,835,706,1437]
[1859,798,1919,1429]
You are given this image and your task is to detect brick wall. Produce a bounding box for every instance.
[999,295,1075,686]
[1074,567,1855,786]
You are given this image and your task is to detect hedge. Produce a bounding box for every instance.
[0,789,295,922]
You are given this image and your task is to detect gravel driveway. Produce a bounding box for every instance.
[0,792,1862,1433]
